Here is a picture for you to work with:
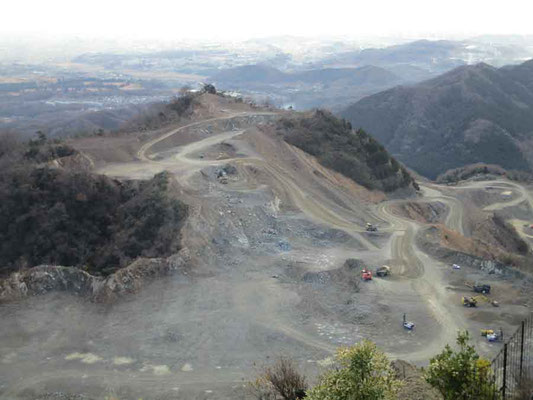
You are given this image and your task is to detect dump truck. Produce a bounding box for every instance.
[361,269,373,281]
[376,265,391,277]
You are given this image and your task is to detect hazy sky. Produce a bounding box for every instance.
[2,0,533,40]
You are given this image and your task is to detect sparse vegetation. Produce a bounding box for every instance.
[24,131,77,162]
[277,110,415,192]
[125,90,200,131]
[249,357,307,400]
[248,334,532,400]
[437,163,533,184]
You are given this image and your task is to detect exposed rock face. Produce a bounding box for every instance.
[443,251,506,275]
[0,248,190,304]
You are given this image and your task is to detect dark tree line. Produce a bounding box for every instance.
[278,110,416,192]
[0,133,187,276]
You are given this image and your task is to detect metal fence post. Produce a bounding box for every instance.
[502,343,508,399]
[520,320,525,380]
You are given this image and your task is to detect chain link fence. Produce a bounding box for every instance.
[491,313,533,399]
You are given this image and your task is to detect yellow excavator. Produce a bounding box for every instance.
[462,296,478,307]
[462,294,498,308]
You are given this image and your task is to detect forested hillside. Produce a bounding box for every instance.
[0,134,187,276]
[277,110,416,192]
[341,59,533,178]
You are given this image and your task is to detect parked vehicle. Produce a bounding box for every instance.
[376,265,390,277]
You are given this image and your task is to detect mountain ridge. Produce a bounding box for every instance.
[340,59,533,178]
[210,63,402,86]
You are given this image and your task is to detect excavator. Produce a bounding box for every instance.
[462,296,478,307]
[465,281,491,294]
[462,294,499,308]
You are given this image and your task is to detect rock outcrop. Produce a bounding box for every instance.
[0,248,190,304]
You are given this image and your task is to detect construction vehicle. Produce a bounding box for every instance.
[481,329,495,337]
[473,283,491,294]
[403,313,415,330]
[466,281,491,294]
[361,268,373,281]
[462,296,478,307]
[365,223,378,232]
[462,294,497,308]
[376,265,391,277]
[482,328,504,342]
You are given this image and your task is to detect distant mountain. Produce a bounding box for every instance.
[326,40,464,70]
[319,39,533,83]
[210,64,401,86]
[210,64,404,110]
[211,64,288,85]
[340,59,533,179]
[294,65,400,85]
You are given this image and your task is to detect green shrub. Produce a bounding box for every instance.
[307,340,402,400]
[425,331,498,400]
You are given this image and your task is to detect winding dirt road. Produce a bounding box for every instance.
[133,113,478,363]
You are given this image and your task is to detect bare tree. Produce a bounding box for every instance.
[249,357,307,400]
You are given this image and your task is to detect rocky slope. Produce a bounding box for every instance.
[341,59,533,179]
[0,249,190,303]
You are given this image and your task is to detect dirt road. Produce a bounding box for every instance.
[374,190,468,362]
